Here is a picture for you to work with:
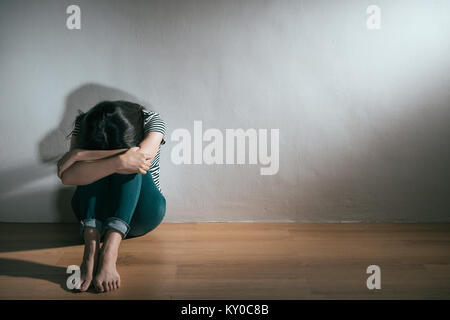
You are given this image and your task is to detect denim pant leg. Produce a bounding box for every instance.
[127,170,166,239]
[71,175,110,239]
[102,173,143,239]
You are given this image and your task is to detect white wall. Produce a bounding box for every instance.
[1,0,449,222]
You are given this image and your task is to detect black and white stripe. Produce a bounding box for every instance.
[142,109,166,192]
[72,116,82,136]
[70,109,167,193]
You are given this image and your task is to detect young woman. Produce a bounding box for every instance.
[57,100,167,293]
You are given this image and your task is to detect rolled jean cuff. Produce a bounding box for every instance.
[103,217,130,239]
[80,218,103,238]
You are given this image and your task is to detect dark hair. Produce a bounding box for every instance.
[70,100,145,150]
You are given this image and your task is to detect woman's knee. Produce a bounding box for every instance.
[110,172,141,183]
[128,197,166,238]
[143,198,166,231]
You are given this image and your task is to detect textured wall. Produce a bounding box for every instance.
[1,0,449,222]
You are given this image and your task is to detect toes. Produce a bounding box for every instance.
[94,280,104,292]
[80,279,91,292]
[92,277,120,292]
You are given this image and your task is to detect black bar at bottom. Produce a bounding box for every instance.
[0,299,447,318]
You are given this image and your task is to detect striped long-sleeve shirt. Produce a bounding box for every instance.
[71,109,167,193]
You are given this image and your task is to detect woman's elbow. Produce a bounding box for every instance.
[60,171,79,186]
[60,172,71,185]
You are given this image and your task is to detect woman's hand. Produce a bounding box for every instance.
[116,147,152,175]
[57,148,81,178]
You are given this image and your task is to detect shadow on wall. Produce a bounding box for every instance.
[0,83,153,225]
[39,83,152,163]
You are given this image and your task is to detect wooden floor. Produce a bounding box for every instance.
[0,222,449,299]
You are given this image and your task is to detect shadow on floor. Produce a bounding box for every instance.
[0,223,83,253]
[0,257,94,294]
[0,222,146,253]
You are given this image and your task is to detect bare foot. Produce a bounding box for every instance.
[93,248,121,292]
[93,229,122,292]
[78,228,100,292]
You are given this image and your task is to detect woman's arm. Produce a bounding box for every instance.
[70,135,128,161]
[138,132,164,159]
[71,134,128,162]
[58,148,128,176]
[57,136,127,178]
[60,147,153,186]
[77,149,128,161]
[59,133,155,185]
[60,155,121,186]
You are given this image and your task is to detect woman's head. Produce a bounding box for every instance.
[73,100,145,150]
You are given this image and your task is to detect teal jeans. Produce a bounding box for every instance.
[71,170,166,240]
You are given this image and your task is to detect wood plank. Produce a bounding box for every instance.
[0,222,449,299]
